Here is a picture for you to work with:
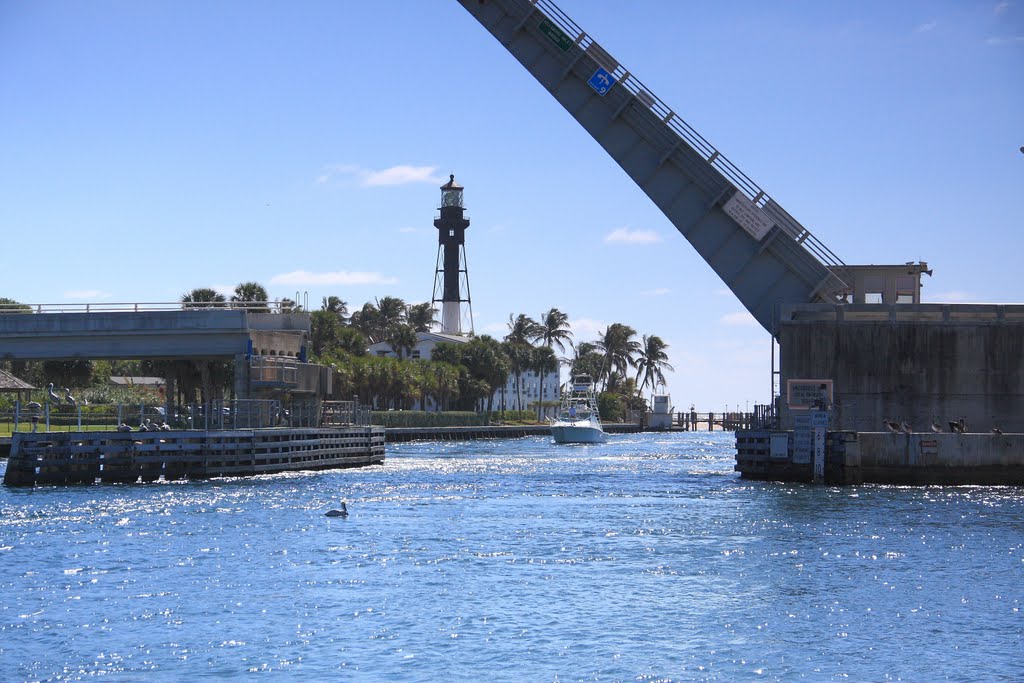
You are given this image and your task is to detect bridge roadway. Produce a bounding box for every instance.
[0,306,308,361]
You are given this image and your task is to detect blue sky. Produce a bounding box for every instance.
[2,0,1021,409]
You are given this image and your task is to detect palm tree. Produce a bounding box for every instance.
[531,308,572,420]
[348,302,379,342]
[505,313,541,346]
[531,345,559,419]
[596,323,640,391]
[321,296,349,321]
[406,302,438,333]
[231,282,270,313]
[635,334,674,395]
[502,341,534,410]
[181,288,226,309]
[388,324,419,360]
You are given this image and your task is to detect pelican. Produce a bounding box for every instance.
[117,423,132,432]
[883,419,901,433]
[958,417,968,433]
[930,417,943,433]
[948,420,963,434]
[992,426,1003,435]
[159,422,171,431]
[138,420,150,432]
[325,502,348,518]
[64,388,77,407]
[900,421,913,434]
[47,383,60,404]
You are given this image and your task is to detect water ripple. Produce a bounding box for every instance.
[1,432,1022,680]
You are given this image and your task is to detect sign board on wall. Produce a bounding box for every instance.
[723,192,774,241]
[787,379,833,410]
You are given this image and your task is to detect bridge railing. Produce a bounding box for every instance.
[525,0,845,270]
[0,301,302,314]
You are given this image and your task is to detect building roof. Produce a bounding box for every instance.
[0,368,34,392]
[109,376,165,386]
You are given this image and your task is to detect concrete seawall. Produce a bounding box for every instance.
[385,423,641,443]
[736,430,1024,485]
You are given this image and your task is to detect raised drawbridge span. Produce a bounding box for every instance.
[456,0,849,334]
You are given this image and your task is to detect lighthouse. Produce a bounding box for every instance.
[432,174,474,335]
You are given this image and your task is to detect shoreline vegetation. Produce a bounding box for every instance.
[1,285,675,426]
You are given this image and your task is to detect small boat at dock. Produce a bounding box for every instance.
[550,375,606,444]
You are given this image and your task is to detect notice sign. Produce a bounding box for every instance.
[787,379,833,410]
[723,192,774,241]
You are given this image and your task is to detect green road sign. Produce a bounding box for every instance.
[539,18,573,53]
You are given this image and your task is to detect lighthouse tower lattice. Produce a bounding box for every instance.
[432,174,474,335]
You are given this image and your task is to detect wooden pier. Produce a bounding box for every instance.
[3,426,385,486]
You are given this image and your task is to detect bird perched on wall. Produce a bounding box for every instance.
[949,419,966,434]
[958,417,968,433]
[138,420,149,432]
[992,426,1003,435]
[117,423,132,432]
[883,419,901,433]
[47,383,60,405]
[900,421,913,434]
[931,417,943,433]
[64,388,77,407]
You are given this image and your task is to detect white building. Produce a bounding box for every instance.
[367,331,561,414]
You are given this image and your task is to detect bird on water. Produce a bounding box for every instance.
[325,502,348,518]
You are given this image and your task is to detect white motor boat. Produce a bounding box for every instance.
[550,375,606,444]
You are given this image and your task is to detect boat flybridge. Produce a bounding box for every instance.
[551,375,607,444]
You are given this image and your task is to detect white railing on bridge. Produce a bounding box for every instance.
[0,301,303,315]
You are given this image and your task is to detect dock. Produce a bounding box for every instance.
[3,426,385,486]
[735,430,1024,485]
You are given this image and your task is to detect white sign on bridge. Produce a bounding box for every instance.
[723,192,774,241]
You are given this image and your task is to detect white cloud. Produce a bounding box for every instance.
[719,311,759,327]
[604,227,662,245]
[478,321,507,336]
[641,287,672,296]
[570,317,607,343]
[269,270,399,286]
[316,163,443,187]
[64,289,112,300]
[398,226,418,233]
[986,35,1024,45]
[914,19,937,33]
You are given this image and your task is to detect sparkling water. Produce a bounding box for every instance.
[1,432,1021,680]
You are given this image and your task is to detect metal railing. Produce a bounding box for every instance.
[523,0,845,270]
[0,301,302,315]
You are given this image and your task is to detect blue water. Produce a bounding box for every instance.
[1,432,1021,681]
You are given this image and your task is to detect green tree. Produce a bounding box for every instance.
[531,345,559,419]
[596,323,640,391]
[42,359,94,389]
[321,296,349,321]
[531,308,572,419]
[505,313,541,346]
[231,282,270,312]
[388,324,419,359]
[310,309,344,358]
[502,341,534,410]
[181,288,226,309]
[569,341,605,382]
[0,297,32,312]
[635,334,674,395]
[406,302,438,333]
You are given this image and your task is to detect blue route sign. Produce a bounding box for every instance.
[587,67,615,96]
